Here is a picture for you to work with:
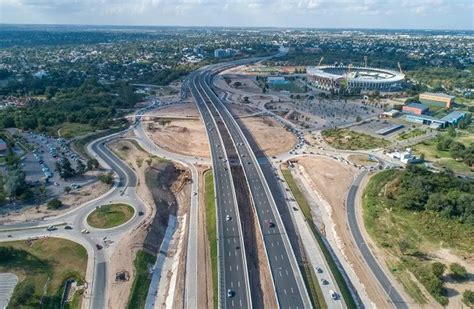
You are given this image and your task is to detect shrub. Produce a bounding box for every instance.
[47,198,62,209]
[450,263,467,281]
[431,262,446,278]
[99,173,113,185]
[463,290,474,307]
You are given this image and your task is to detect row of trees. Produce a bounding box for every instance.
[390,165,474,224]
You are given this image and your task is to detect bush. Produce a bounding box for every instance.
[450,263,467,281]
[463,290,474,307]
[99,173,113,185]
[432,262,446,278]
[10,281,36,307]
[47,198,62,209]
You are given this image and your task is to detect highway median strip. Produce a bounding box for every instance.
[204,170,218,309]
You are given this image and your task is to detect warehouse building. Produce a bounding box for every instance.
[419,92,455,108]
[402,103,429,115]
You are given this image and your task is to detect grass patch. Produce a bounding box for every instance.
[322,128,390,150]
[204,170,218,309]
[412,138,474,176]
[127,250,155,309]
[281,167,356,308]
[397,128,426,140]
[87,203,135,229]
[57,123,94,138]
[269,82,304,93]
[71,125,127,160]
[0,238,87,308]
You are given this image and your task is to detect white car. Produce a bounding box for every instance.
[226,215,231,221]
[81,229,90,234]
[329,290,338,300]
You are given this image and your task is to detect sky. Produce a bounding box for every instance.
[1,0,473,30]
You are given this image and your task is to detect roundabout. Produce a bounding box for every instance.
[86,203,135,229]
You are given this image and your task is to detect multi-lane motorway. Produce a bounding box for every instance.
[190,70,252,308]
[191,60,312,308]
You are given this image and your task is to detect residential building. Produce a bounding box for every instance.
[419,92,455,108]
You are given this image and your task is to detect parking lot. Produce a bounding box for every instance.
[350,118,409,139]
[11,129,92,197]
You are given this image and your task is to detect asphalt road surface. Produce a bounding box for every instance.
[347,172,408,309]
[191,59,311,308]
[190,71,252,308]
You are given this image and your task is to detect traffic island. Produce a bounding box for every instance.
[87,203,135,229]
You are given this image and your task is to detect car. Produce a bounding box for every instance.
[320,279,329,285]
[267,221,275,228]
[46,226,57,231]
[96,244,103,250]
[81,229,90,234]
[329,290,338,300]
[226,215,231,221]
[138,211,144,216]
[227,289,234,298]
[64,225,73,230]
[316,267,323,273]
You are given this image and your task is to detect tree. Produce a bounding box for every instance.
[463,290,474,307]
[356,115,362,122]
[47,198,62,209]
[447,126,456,138]
[432,262,446,278]
[64,186,71,194]
[450,263,467,281]
[99,173,113,185]
[76,160,86,175]
[87,158,99,170]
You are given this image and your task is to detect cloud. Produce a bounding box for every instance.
[1,0,472,29]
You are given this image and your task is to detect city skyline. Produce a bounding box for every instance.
[1,0,473,30]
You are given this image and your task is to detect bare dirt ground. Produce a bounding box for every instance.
[145,113,210,158]
[295,155,392,307]
[143,103,295,158]
[347,154,378,167]
[214,74,262,95]
[198,167,213,309]
[107,139,190,308]
[0,177,110,224]
[228,103,261,117]
[107,139,157,309]
[238,115,296,157]
[145,103,200,119]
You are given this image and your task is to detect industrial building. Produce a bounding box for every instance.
[419,92,455,108]
[402,103,429,115]
[405,111,467,128]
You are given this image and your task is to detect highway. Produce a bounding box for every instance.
[190,71,252,308]
[0,119,150,309]
[191,61,311,308]
[347,172,408,308]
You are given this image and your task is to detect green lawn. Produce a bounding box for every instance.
[57,123,94,138]
[204,170,218,309]
[322,128,390,150]
[87,203,135,229]
[0,238,87,308]
[127,250,155,309]
[281,167,355,309]
[269,82,304,93]
[397,128,426,140]
[363,171,474,305]
[412,138,474,176]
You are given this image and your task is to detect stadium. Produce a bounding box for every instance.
[306,65,405,92]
